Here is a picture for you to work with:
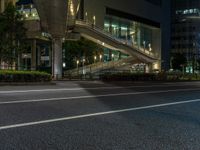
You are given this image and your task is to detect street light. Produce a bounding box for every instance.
[76,60,79,68]
[111,54,115,68]
[99,54,102,62]
[63,62,66,68]
[111,54,114,61]
[99,54,103,71]
[82,58,86,79]
[93,15,96,26]
[94,56,97,63]
[85,12,88,22]
[143,41,146,51]
[76,60,79,76]
[148,43,152,52]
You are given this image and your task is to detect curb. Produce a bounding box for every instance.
[0,82,56,86]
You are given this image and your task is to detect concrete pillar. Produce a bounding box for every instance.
[145,63,152,73]
[145,64,150,73]
[31,40,37,70]
[1,0,5,13]
[52,38,63,80]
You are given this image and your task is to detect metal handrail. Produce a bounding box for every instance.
[64,56,133,75]
[75,20,158,59]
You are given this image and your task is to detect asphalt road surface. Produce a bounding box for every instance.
[1,81,200,150]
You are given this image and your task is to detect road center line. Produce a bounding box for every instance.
[1,98,200,130]
[0,84,195,94]
[0,88,200,105]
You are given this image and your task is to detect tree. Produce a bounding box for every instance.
[171,53,187,71]
[63,38,102,70]
[0,2,26,69]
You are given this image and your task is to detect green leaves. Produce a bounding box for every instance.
[63,38,102,70]
[0,70,51,82]
[171,53,187,70]
[0,2,26,66]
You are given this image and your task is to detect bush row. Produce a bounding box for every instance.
[99,72,200,81]
[0,70,52,82]
[100,73,157,81]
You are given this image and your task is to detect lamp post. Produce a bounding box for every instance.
[76,60,79,76]
[82,58,86,79]
[93,15,96,26]
[85,12,88,22]
[99,54,102,62]
[99,54,103,71]
[143,41,146,51]
[112,53,115,68]
[148,43,152,55]
[94,56,97,63]
[93,55,97,71]
[111,54,114,61]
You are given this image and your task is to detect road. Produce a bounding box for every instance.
[0,81,200,150]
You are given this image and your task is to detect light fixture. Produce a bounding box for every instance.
[77,60,79,65]
[63,62,66,68]
[99,54,102,60]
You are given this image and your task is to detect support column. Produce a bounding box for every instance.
[1,0,5,13]
[145,63,152,73]
[31,40,37,70]
[52,38,63,80]
[145,64,150,73]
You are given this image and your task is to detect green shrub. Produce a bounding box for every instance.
[100,73,157,81]
[0,70,52,82]
[100,72,200,81]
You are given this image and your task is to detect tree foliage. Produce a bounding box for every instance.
[171,53,187,70]
[0,2,27,67]
[63,38,103,70]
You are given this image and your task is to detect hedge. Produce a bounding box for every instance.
[0,70,52,82]
[99,72,200,81]
[100,73,157,81]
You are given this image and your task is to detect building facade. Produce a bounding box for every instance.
[78,0,171,70]
[171,0,200,73]
[1,0,171,77]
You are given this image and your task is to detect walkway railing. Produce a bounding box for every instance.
[75,20,158,59]
[64,57,133,77]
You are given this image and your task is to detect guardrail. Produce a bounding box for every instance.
[64,57,133,77]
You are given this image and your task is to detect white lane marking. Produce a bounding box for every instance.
[0,84,196,94]
[1,98,200,130]
[0,88,200,105]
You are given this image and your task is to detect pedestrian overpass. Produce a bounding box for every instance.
[31,0,161,78]
[73,20,159,63]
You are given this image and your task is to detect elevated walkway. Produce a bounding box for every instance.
[73,20,160,63]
